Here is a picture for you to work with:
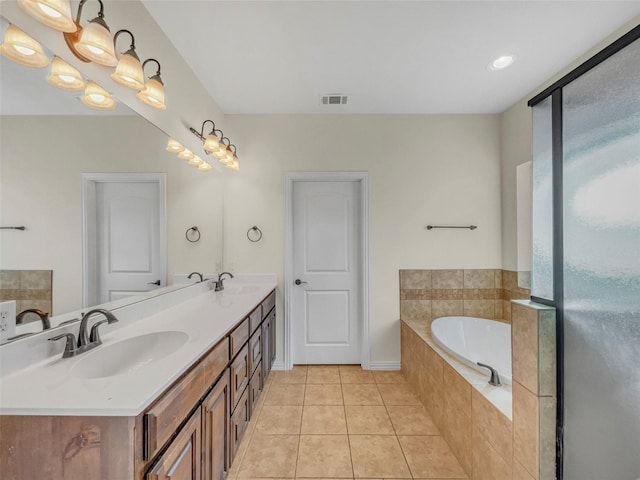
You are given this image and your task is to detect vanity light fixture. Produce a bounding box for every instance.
[110,29,145,90]
[198,162,213,172]
[81,80,115,110]
[187,120,241,172]
[489,54,516,71]
[177,148,194,161]
[198,120,223,154]
[47,55,85,90]
[18,0,76,33]
[64,0,118,66]
[166,138,185,153]
[226,145,239,170]
[0,24,50,67]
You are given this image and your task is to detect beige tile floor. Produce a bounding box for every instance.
[229,365,468,479]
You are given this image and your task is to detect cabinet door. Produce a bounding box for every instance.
[202,371,229,480]
[248,329,262,377]
[249,362,263,416]
[230,344,249,413]
[269,309,276,367]
[146,409,201,480]
[229,387,250,464]
[261,319,271,382]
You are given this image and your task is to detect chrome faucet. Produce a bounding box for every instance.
[214,272,234,291]
[48,309,119,358]
[188,271,204,282]
[477,362,502,387]
[16,308,51,330]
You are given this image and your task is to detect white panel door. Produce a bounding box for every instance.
[292,181,361,364]
[96,182,162,303]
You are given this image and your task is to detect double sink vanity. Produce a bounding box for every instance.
[0,277,277,480]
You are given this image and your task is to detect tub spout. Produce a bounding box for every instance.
[477,362,502,387]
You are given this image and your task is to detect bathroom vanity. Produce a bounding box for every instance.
[0,280,276,480]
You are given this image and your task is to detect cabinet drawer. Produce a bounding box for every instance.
[261,290,276,319]
[249,362,263,417]
[202,371,230,480]
[229,317,249,359]
[230,343,249,413]
[249,305,262,335]
[146,408,201,480]
[144,339,228,460]
[248,329,262,377]
[229,387,250,464]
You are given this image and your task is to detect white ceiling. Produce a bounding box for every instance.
[142,0,640,114]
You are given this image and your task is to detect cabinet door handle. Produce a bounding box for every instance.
[148,280,161,286]
[294,279,308,286]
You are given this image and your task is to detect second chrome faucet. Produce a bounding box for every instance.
[49,309,119,358]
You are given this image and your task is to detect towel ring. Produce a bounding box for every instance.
[185,226,201,243]
[247,226,263,243]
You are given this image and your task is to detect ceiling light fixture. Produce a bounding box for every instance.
[81,80,115,110]
[166,138,185,153]
[18,0,76,33]
[0,24,50,67]
[64,0,117,66]
[47,55,85,90]
[136,58,166,110]
[489,54,516,71]
[110,29,144,90]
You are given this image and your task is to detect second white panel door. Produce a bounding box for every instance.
[292,180,361,364]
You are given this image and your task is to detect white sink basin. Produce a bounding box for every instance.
[222,285,260,295]
[71,331,189,379]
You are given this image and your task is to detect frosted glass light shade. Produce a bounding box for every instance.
[74,20,117,66]
[18,0,76,33]
[47,56,84,91]
[188,155,203,166]
[111,50,144,90]
[81,81,115,110]
[136,76,166,110]
[227,159,239,171]
[166,138,185,153]
[178,149,194,161]
[198,162,212,172]
[0,25,49,67]
[203,133,220,154]
[220,147,233,164]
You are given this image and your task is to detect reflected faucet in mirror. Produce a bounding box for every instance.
[16,308,51,330]
[188,272,204,282]
[48,308,119,358]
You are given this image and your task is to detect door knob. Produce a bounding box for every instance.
[148,280,161,286]
[294,279,308,285]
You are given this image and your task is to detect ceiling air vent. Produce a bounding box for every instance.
[320,94,348,105]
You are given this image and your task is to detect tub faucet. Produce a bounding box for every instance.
[16,308,51,330]
[477,362,502,387]
[214,272,234,291]
[188,271,204,282]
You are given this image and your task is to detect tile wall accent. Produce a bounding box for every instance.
[0,270,53,318]
[400,269,530,324]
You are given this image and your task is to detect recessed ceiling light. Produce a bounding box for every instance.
[489,54,516,71]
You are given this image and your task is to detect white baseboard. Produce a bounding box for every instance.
[368,361,401,371]
[271,360,286,371]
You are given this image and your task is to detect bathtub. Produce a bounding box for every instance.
[431,316,512,384]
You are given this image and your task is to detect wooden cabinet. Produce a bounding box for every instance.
[146,409,201,480]
[249,305,262,335]
[249,363,263,416]
[229,318,249,359]
[229,387,250,464]
[261,307,276,382]
[202,372,229,480]
[248,329,262,377]
[230,344,249,412]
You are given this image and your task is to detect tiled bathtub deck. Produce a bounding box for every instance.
[228,365,468,479]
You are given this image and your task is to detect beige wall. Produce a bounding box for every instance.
[0,115,224,315]
[223,114,502,365]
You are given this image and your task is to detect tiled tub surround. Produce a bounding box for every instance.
[400,269,530,324]
[0,269,52,317]
[401,300,556,480]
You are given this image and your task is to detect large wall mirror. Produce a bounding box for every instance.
[0,17,224,344]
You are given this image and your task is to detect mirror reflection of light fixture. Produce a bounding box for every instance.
[166,138,185,153]
[0,24,50,67]
[47,56,85,90]
[198,162,213,172]
[178,149,194,161]
[18,0,76,33]
[64,0,117,66]
[81,80,115,110]
[110,29,145,90]
[188,155,203,166]
[136,58,166,110]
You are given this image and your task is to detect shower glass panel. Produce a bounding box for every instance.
[531,96,554,300]
[562,38,640,479]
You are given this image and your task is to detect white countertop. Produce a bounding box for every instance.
[0,279,276,417]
